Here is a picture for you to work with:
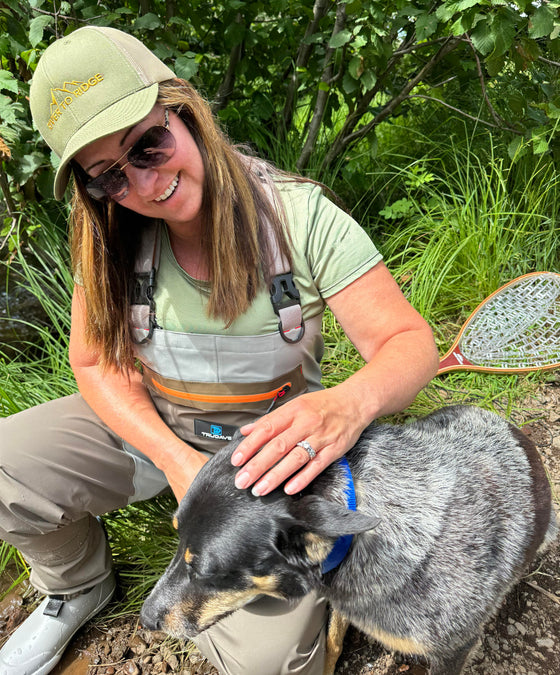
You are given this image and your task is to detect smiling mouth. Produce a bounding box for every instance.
[155,175,179,202]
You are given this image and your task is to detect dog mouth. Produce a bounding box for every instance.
[155,174,179,202]
[160,612,216,640]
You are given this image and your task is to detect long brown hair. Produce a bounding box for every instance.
[70,78,297,371]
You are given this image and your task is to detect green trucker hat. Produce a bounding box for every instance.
[30,26,175,199]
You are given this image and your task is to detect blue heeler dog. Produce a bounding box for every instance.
[141,405,557,674]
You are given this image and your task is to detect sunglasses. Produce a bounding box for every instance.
[85,109,176,202]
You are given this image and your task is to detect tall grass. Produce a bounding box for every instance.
[0,543,29,602]
[0,207,75,416]
[366,134,559,341]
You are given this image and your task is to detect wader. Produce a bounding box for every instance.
[0,222,328,674]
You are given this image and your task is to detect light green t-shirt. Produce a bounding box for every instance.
[153,181,382,335]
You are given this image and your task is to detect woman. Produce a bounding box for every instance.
[0,26,439,675]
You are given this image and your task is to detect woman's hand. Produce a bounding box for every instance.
[231,385,368,496]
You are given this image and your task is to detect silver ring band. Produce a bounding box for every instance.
[296,440,316,460]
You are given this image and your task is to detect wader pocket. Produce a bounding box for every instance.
[144,364,309,453]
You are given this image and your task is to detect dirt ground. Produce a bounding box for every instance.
[1,382,559,675]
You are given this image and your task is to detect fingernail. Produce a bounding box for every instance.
[252,480,268,497]
[231,451,244,466]
[235,471,251,490]
[285,480,301,495]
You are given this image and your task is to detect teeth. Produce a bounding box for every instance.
[155,175,179,202]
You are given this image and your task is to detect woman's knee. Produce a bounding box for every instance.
[194,593,327,675]
[0,395,93,487]
[0,394,132,533]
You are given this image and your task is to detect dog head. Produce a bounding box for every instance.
[140,439,378,638]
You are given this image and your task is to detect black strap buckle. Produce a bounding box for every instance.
[132,267,158,344]
[270,273,300,306]
[270,273,305,344]
[43,597,64,617]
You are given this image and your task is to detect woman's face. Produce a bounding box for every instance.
[75,105,205,236]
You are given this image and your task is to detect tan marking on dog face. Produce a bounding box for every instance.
[184,548,194,564]
[250,575,279,593]
[162,598,197,638]
[172,516,179,530]
[197,581,285,630]
[198,589,262,628]
[304,532,332,564]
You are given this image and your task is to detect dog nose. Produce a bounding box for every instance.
[139,603,162,631]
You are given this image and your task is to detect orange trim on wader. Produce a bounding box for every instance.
[150,379,293,404]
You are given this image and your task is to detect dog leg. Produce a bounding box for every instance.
[324,609,349,675]
[428,638,478,675]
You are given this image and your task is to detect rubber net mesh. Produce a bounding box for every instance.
[460,274,560,368]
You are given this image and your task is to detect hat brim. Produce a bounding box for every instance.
[53,83,160,199]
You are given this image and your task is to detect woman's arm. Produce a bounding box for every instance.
[69,285,208,501]
[231,262,439,496]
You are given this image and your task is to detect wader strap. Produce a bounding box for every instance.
[260,180,305,343]
[270,272,305,343]
[131,174,304,343]
[131,221,161,343]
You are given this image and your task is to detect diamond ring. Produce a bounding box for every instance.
[296,440,316,460]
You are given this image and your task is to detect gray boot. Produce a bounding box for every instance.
[0,573,115,675]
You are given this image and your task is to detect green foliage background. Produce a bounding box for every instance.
[0,0,559,212]
[1,0,559,411]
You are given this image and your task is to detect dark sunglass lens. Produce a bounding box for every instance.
[86,168,129,201]
[128,126,176,169]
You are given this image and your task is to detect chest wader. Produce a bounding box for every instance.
[131,221,325,454]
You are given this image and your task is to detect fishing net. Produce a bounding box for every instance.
[460,273,560,368]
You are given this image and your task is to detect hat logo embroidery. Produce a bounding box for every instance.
[47,74,104,130]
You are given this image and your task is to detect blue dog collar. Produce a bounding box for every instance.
[321,456,356,574]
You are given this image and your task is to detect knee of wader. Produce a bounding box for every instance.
[0,408,70,534]
[0,411,49,485]
[194,594,327,675]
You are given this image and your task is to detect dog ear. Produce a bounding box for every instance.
[289,495,380,537]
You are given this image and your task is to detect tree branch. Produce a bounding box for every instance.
[408,94,503,128]
[320,36,462,172]
[212,14,244,114]
[296,1,346,172]
[30,6,102,24]
[464,34,517,131]
[393,36,451,57]
[0,139,17,219]
[538,55,560,68]
[281,0,331,134]
[297,24,416,172]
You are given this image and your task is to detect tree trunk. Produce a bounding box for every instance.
[319,37,462,174]
[281,0,331,136]
[296,1,346,173]
[212,14,244,113]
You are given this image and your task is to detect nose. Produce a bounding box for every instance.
[139,598,163,631]
[124,164,159,198]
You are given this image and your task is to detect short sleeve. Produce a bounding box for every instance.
[281,183,382,299]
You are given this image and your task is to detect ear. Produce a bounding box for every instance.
[289,495,380,537]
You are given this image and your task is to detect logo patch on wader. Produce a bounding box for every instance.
[194,419,238,441]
